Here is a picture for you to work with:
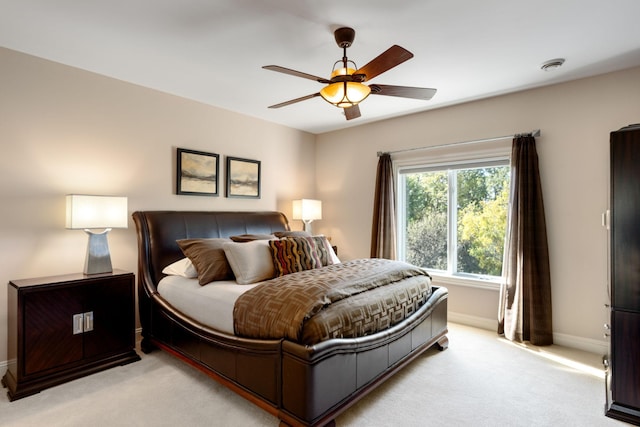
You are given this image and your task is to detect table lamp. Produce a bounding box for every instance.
[66,195,128,275]
[292,199,322,233]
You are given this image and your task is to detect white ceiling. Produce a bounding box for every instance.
[2,0,640,134]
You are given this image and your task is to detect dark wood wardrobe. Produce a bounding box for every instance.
[606,124,640,425]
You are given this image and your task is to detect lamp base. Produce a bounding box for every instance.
[303,220,313,234]
[84,229,113,275]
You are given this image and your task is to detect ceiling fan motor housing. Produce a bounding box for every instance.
[334,27,355,48]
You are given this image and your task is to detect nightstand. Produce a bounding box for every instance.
[1,270,140,401]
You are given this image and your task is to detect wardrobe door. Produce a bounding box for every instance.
[611,311,640,409]
[610,127,640,312]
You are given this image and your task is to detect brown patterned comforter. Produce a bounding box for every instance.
[233,258,432,345]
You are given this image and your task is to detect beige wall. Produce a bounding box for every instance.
[0,48,316,363]
[2,44,639,362]
[315,66,640,353]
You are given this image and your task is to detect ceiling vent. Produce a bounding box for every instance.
[541,58,565,71]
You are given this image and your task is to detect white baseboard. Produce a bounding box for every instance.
[552,332,608,355]
[448,311,609,355]
[448,311,498,331]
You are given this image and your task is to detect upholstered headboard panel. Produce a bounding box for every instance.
[132,211,290,289]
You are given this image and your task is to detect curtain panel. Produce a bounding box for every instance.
[371,153,397,259]
[498,135,553,345]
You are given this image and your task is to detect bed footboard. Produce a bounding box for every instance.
[279,287,448,426]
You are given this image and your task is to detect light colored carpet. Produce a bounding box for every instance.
[0,323,625,426]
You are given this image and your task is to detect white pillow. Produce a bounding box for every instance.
[329,245,340,264]
[162,257,198,278]
[223,240,276,285]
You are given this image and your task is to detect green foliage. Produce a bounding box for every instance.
[403,166,509,277]
[406,211,447,270]
[405,172,447,222]
[404,171,448,270]
[458,183,509,276]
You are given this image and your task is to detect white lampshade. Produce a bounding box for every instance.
[66,195,128,230]
[65,194,128,275]
[292,199,322,221]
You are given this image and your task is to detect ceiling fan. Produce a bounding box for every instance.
[263,27,437,120]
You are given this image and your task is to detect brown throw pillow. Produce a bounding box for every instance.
[273,230,312,238]
[230,234,275,242]
[177,238,235,285]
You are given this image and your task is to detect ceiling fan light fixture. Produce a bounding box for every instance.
[320,81,371,108]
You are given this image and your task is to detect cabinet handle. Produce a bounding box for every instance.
[84,311,94,332]
[73,314,84,335]
[73,312,94,333]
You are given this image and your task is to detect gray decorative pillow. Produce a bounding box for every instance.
[223,240,276,284]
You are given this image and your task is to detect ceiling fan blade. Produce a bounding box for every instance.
[263,65,331,84]
[268,93,321,109]
[370,84,437,100]
[344,104,361,120]
[355,45,414,82]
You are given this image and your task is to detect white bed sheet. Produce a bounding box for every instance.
[157,275,260,334]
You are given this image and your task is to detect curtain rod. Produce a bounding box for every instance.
[377,129,541,157]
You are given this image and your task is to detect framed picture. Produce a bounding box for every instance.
[176,148,219,196]
[226,156,261,198]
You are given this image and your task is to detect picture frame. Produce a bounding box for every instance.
[226,156,261,198]
[176,148,219,196]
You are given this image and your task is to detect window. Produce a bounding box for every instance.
[397,158,510,284]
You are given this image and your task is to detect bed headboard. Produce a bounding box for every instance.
[132,211,290,290]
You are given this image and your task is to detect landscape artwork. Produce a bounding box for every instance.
[177,148,219,196]
[226,156,260,198]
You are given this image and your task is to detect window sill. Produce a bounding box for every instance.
[429,273,501,291]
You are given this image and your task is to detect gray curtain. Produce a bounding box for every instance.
[371,153,397,259]
[498,135,553,345]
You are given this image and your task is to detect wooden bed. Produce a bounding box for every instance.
[133,210,448,427]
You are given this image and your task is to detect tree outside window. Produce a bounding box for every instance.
[399,161,510,279]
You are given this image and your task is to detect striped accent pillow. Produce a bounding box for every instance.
[269,237,323,276]
[306,236,335,267]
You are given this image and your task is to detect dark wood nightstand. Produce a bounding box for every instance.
[1,270,140,401]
